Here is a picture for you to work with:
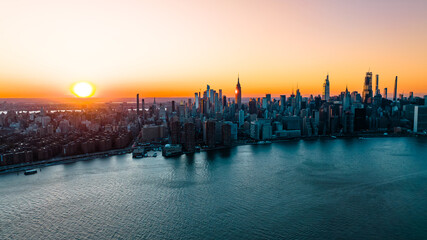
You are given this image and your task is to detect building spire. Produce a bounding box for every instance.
[238,73,240,84]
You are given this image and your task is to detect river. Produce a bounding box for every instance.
[1,137,427,239]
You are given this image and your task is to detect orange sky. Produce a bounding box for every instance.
[0,0,426,99]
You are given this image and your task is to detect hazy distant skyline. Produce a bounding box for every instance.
[1,0,426,99]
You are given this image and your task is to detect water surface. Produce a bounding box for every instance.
[1,137,427,239]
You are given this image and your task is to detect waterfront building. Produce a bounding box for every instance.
[141,124,166,142]
[222,124,232,146]
[414,106,427,132]
[183,122,196,153]
[261,123,272,140]
[170,120,180,144]
[250,122,260,140]
[204,120,216,148]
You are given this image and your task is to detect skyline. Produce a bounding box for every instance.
[1,0,427,98]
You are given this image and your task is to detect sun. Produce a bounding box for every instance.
[71,82,95,98]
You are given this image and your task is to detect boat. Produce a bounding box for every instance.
[162,144,182,157]
[132,147,145,158]
[24,169,37,175]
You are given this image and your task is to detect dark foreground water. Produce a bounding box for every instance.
[1,137,427,240]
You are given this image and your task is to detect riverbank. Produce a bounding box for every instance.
[202,132,424,152]
[2,132,425,174]
[0,148,132,174]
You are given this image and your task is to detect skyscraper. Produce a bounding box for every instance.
[235,74,242,109]
[384,88,388,99]
[171,100,176,112]
[183,122,195,153]
[280,95,286,112]
[322,75,330,101]
[195,92,199,110]
[394,76,398,101]
[375,74,379,95]
[136,93,139,115]
[362,71,373,103]
[249,98,257,114]
[207,85,210,99]
[266,94,271,103]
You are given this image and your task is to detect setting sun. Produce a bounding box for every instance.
[72,82,95,98]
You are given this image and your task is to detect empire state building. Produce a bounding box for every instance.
[235,74,242,109]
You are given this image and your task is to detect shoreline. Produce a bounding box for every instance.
[1,133,425,175]
[0,148,132,175]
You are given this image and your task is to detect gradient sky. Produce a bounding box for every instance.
[0,0,426,99]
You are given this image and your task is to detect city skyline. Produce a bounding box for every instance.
[0,71,426,101]
[2,1,427,239]
[1,0,427,98]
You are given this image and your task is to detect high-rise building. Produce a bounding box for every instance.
[204,120,216,148]
[414,106,427,133]
[141,99,145,117]
[280,95,286,112]
[170,120,180,144]
[195,92,199,110]
[221,124,232,146]
[384,88,388,99]
[249,98,257,114]
[266,94,271,103]
[262,97,268,109]
[136,93,140,115]
[375,74,379,95]
[394,76,398,101]
[322,75,330,101]
[238,109,244,127]
[183,122,195,153]
[171,100,176,112]
[296,88,301,111]
[362,72,373,103]
[235,74,242,110]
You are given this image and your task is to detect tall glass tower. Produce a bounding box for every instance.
[322,75,330,101]
[362,72,373,103]
[235,74,242,109]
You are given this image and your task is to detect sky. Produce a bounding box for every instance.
[0,0,426,99]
